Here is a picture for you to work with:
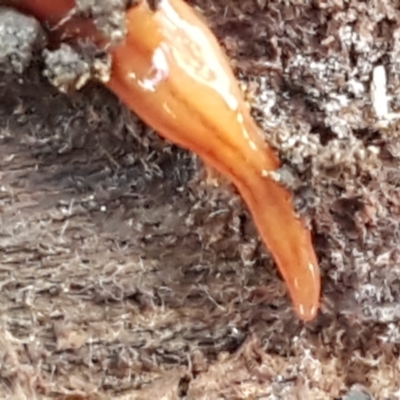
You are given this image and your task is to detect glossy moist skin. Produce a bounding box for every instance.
[10,0,320,321]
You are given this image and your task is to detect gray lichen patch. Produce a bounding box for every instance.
[74,0,132,44]
[0,7,46,74]
[42,43,111,93]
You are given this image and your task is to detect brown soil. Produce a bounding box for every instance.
[1,1,400,399]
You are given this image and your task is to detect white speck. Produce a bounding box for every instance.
[298,304,305,316]
[293,277,300,290]
[371,65,388,119]
[370,66,400,127]
[249,141,257,150]
[308,262,319,285]
[138,46,169,92]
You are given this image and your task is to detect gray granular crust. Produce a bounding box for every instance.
[74,0,132,43]
[0,7,45,73]
[43,43,112,93]
[1,1,400,399]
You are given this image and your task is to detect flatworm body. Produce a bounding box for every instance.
[10,0,320,320]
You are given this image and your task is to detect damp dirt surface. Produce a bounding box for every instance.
[1,1,400,399]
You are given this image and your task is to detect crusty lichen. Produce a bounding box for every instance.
[73,0,131,43]
[43,43,111,93]
[0,7,45,74]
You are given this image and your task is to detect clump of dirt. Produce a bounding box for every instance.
[1,1,400,399]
